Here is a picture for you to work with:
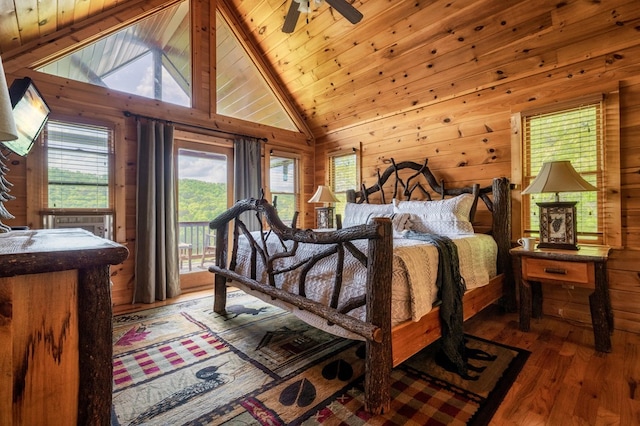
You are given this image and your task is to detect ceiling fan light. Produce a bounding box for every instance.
[283,0,360,33]
[297,4,311,14]
[294,0,323,14]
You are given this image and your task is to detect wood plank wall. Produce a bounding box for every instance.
[2,0,640,335]
[2,0,315,307]
[2,78,313,306]
[312,10,640,334]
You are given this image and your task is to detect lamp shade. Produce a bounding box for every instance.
[522,160,597,195]
[308,185,339,203]
[0,56,18,142]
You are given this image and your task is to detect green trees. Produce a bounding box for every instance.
[178,179,227,222]
[48,167,109,208]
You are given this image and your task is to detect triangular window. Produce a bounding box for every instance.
[216,12,297,131]
[37,2,298,131]
[38,1,191,107]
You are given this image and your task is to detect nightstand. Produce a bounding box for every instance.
[510,245,613,352]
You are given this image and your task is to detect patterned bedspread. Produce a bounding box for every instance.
[231,232,497,334]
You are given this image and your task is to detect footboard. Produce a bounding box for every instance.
[208,198,394,414]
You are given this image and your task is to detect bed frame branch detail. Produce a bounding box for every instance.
[207,158,513,414]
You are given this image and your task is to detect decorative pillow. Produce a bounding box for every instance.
[389,213,412,238]
[393,194,475,236]
[342,202,394,228]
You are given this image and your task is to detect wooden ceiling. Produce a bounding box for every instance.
[2,0,639,139]
[230,0,640,138]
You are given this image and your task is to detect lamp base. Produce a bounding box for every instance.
[315,206,335,229]
[537,201,579,250]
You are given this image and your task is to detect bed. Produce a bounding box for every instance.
[208,158,514,414]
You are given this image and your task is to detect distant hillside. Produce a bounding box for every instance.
[178,179,227,222]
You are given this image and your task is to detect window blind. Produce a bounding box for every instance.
[523,102,603,242]
[45,120,113,209]
[269,155,298,223]
[328,152,357,218]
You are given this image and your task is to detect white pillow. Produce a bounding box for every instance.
[341,203,411,238]
[342,203,394,228]
[393,194,475,236]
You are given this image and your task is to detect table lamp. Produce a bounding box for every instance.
[0,55,19,233]
[308,185,339,228]
[521,160,597,250]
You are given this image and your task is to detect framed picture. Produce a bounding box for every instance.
[537,201,579,250]
[315,206,335,229]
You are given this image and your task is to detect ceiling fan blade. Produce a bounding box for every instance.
[282,1,301,33]
[325,0,363,24]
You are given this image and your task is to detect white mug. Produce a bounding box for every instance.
[517,237,536,250]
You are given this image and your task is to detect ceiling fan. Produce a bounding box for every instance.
[282,0,364,33]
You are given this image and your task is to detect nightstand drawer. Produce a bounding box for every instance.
[522,257,593,285]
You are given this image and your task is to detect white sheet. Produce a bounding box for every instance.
[232,232,497,329]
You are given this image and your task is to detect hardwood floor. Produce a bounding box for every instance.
[465,305,640,425]
[113,291,640,425]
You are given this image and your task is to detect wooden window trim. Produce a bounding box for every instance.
[326,147,361,190]
[511,91,622,248]
[327,148,361,222]
[266,149,301,224]
[26,115,124,242]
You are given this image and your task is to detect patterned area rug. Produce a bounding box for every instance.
[112,291,529,425]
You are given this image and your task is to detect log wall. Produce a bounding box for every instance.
[311,6,640,334]
[2,0,315,307]
[1,0,640,334]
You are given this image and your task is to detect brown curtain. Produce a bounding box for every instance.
[234,137,263,231]
[133,119,180,303]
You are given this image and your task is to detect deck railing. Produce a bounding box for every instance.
[178,221,215,269]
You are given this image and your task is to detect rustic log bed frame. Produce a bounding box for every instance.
[208,159,513,414]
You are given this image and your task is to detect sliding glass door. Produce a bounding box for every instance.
[175,136,233,289]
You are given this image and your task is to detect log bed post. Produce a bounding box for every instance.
[213,221,229,313]
[364,217,393,414]
[492,177,515,312]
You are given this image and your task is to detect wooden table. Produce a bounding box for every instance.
[0,229,129,425]
[510,245,613,352]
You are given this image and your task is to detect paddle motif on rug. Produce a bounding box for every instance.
[112,292,529,425]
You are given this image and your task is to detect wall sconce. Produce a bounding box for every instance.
[522,160,597,250]
[308,185,339,229]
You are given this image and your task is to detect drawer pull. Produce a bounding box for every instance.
[544,267,567,275]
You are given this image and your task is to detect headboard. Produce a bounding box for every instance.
[345,158,514,311]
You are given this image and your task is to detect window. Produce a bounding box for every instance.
[216,11,297,131]
[522,98,618,245]
[45,120,113,209]
[269,152,299,225]
[328,150,359,219]
[38,1,191,107]
[175,136,233,279]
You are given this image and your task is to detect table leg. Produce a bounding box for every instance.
[531,281,543,319]
[590,261,612,353]
[520,278,532,332]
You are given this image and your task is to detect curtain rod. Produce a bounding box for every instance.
[123,111,268,143]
